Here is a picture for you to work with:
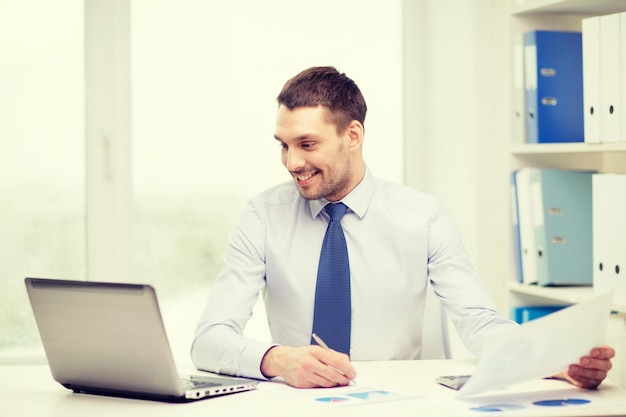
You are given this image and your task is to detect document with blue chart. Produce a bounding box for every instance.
[457,291,613,398]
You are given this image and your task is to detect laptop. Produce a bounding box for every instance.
[24,277,259,402]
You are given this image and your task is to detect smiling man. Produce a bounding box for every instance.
[191,66,614,389]
[275,106,363,202]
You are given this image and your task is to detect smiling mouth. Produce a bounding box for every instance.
[294,171,318,186]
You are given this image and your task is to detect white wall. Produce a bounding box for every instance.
[132,0,406,208]
[405,0,510,312]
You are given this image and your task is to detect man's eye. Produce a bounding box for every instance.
[278,142,288,150]
[302,142,315,149]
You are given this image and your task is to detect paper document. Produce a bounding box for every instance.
[458,291,613,397]
[437,387,618,415]
[258,382,417,407]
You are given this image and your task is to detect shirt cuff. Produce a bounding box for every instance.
[240,341,279,380]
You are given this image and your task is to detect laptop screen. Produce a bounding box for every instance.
[25,278,186,397]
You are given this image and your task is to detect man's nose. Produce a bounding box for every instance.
[284,148,305,171]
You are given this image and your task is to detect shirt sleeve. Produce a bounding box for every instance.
[190,201,275,380]
[426,200,518,356]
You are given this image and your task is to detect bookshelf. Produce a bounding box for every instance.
[507,0,626,386]
[508,0,626,313]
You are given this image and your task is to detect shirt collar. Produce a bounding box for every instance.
[308,167,374,220]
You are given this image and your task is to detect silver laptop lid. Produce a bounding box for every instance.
[25,278,185,397]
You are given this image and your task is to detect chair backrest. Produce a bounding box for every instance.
[420,282,451,359]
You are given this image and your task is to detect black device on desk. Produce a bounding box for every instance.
[436,374,472,390]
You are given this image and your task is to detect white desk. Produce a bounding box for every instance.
[2,360,626,417]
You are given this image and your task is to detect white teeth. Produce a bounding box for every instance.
[297,173,314,181]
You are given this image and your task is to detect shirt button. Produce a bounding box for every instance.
[350,348,354,355]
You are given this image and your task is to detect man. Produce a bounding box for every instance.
[192,66,614,389]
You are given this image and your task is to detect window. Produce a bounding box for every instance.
[0,1,85,358]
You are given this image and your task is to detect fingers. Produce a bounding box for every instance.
[567,364,606,389]
[566,346,615,389]
[310,362,352,387]
[590,346,616,360]
[268,345,356,388]
[279,354,336,388]
[579,347,614,376]
[310,347,356,386]
[317,347,357,379]
[293,351,353,388]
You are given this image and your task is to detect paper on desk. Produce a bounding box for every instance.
[457,291,614,398]
[437,387,618,415]
[258,382,418,407]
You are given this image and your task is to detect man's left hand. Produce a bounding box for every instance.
[558,346,616,389]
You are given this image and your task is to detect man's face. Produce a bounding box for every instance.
[274,105,355,202]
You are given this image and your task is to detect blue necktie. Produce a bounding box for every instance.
[311,202,351,356]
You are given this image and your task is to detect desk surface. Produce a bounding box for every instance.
[2,360,626,417]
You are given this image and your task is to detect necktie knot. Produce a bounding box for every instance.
[324,202,348,222]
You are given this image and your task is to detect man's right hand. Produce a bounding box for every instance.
[260,345,356,388]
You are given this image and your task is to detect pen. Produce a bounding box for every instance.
[311,333,356,384]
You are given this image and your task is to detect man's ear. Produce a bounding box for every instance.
[345,120,364,151]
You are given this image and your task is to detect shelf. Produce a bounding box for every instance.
[511,0,626,16]
[509,143,626,173]
[511,142,626,155]
[509,282,593,303]
[509,282,626,313]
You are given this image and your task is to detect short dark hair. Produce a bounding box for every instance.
[277,66,367,133]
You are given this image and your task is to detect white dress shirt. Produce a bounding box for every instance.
[191,168,515,380]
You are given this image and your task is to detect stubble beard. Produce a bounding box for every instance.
[297,158,352,201]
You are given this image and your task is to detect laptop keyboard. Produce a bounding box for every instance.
[180,378,220,391]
